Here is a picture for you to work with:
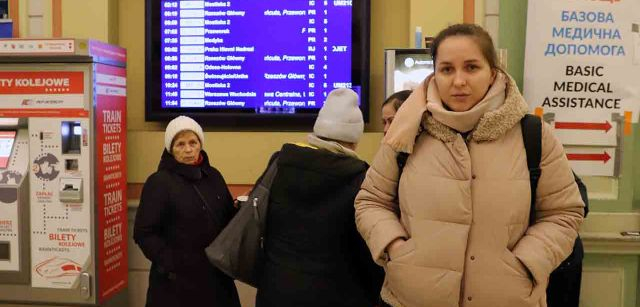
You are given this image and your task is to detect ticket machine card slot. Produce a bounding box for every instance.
[65,159,79,171]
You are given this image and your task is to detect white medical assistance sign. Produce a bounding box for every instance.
[524,0,639,125]
[523,0,639,177]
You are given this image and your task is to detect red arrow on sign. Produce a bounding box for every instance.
[567,152,611,163]
[555,121,612,133]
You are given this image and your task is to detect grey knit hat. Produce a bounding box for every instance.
[313,88,364,143]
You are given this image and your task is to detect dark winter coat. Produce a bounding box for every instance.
[255,143,384,307]
[134,150,240,307]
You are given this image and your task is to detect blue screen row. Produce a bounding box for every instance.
[160,0,355,113]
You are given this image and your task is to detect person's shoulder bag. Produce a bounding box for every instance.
[204,155,279,287]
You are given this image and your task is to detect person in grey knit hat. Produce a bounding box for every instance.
[134,116,241,307]
[255,88,383,307]
[312,87,364,148]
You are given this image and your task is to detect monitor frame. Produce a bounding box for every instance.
[145,0,371,129]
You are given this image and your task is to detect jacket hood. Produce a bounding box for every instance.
[307,133,359,159]
[158,149,215,181]
[279,143,367,177]
[384,72,529,152]
[276,143,368,197]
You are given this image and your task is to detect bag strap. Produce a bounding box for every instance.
[193,184,216,222]
[395,127,425,177]
[192,155,279,221]
[521,114,542,226]
[396,152,409,178]
[257,156,279,189]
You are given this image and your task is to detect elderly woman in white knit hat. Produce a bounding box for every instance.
[255,88,384,307]
[134,116,240,307]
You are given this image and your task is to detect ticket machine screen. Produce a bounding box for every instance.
[0,131,16,169]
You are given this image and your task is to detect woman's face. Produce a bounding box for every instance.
[171,130,201,165]
[382,102,396,135]
[434,36,496,112]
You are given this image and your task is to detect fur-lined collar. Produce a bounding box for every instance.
[384,72,529,152]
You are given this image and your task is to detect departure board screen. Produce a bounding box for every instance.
[147,0,371,124]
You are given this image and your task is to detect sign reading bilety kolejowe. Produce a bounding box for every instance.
[523,0,640,177]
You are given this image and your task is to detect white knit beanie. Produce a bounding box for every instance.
[164,116,205,153]
[313,88,364,143]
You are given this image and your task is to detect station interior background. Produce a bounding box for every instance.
[1,0,639,306]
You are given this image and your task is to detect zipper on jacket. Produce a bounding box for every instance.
[253,197,259,221]
[252,197,265,249]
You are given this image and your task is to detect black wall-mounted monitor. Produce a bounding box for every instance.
[146,0,371,127]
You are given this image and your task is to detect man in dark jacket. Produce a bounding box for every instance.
[256,89,384,307]
[134,116,240,307]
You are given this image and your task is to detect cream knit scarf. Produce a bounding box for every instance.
[427,72,506,133]
[384,71,508,153]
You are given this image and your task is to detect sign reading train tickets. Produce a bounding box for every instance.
[95,63,128,303]
[523,0,638,177]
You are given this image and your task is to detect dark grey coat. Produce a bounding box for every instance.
[256,144,384,307]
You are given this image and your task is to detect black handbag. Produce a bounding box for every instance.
[204,157,279,287]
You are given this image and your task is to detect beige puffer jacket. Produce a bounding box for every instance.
[355,74,584,307]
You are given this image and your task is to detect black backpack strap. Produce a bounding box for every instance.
[521,114,542,226]
[395,127,425,177]
[396,152,409,178]
[573,172,589,218]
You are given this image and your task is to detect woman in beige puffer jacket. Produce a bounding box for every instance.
[355,24,584,307]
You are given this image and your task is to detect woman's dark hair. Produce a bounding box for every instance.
[382,90,412,111]
[430,24,499,71]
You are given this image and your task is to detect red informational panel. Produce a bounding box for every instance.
[0,71,84,94]
[0,71,87,117]
[89,41,127,66]
[94,63,127,303]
